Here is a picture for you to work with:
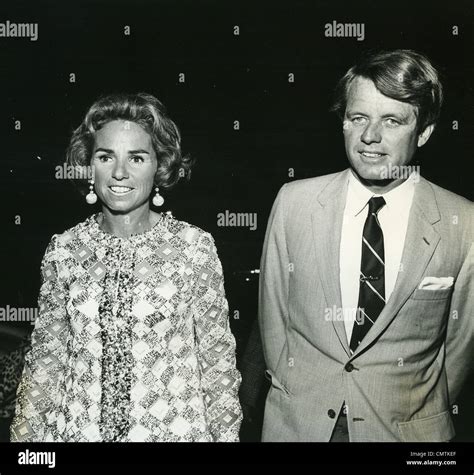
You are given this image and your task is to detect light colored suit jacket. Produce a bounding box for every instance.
[259,169,473,442]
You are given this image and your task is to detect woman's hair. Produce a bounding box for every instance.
[66,92,194,195]
[331,49,443,133]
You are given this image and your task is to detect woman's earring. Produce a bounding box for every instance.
[86,180,97,204]
[152,187,164,207]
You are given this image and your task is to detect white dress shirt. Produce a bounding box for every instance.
[339,170,416,342]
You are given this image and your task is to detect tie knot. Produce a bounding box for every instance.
[368,196,386,215]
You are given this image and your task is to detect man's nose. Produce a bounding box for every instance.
[360,121,382,144]
[112,159,129,180]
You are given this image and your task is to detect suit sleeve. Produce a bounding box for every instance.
[445,241,474,405]
[191,231,242,442]
[258,184,290,373]
[10,234,69,442]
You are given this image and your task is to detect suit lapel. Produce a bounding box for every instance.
[311,169,351,356]
[352,177,441,356]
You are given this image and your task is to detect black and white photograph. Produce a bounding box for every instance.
[0,0,472,469]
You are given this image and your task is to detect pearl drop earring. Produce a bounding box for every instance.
[86,180,97,204]
[152,187,164,207]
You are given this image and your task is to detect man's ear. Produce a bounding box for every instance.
[417,124,435,147]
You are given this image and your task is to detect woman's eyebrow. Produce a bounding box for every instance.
[93,148,150,154]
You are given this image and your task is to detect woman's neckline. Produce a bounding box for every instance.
[90,211,165,240]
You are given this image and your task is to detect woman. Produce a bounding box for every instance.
[10,93,242,442]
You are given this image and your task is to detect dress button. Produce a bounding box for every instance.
[345,363,354,372]
[328,409,336,419]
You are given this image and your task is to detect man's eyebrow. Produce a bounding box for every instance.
[380,113,411,122]
[345,110,368,116]
[345,110,412,122]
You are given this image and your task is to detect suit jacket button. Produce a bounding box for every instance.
[328,409,336,419]
[345,363,354,372]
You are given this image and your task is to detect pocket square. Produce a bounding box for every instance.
[418,276,454,290]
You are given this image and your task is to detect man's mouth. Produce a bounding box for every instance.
[359,151,386,158]
[109,185,134,195]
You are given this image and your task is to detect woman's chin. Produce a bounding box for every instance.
[101,200,151,215]
[101,201,134,214]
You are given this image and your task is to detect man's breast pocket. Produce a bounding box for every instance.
[410,287,453,301]
[407,288,453,335]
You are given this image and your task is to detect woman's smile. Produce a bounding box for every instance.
[108,185,135,195]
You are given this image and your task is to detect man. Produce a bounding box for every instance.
[258,50,473,442]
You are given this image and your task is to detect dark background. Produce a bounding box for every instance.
[0,0,472,442]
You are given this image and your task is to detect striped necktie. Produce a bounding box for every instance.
[350,196,386,352]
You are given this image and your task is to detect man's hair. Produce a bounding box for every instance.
[331,49,443,133]
[66,92,194,195]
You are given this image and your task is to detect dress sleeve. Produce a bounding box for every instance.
[191,231,243,442]
[10,234,70,442]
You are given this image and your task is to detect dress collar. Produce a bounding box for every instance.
[86,212,166,242]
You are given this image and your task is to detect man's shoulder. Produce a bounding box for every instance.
[425,179,472,207]
[419,178,473,244]
[422,178,473,216]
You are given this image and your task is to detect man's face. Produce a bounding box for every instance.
[343,76,431,183]
[92,120,157,214]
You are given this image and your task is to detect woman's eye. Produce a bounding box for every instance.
[130,155,145,164]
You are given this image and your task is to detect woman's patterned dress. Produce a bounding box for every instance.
[10,212,242,442]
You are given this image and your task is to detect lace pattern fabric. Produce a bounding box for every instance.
[98,244,136,442]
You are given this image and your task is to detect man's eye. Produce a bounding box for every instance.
[96,155,112,162]
[352,116,366,124]
[130,156,145,164]
[386,118,400,126]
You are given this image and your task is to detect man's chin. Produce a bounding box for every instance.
[351,167,396,187]
[352,165,385,180]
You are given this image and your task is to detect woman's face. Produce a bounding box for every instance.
[91,120,158,214]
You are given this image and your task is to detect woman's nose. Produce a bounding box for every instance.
[112,159,129,180]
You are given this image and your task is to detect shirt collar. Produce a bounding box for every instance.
[346,169,416,217]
